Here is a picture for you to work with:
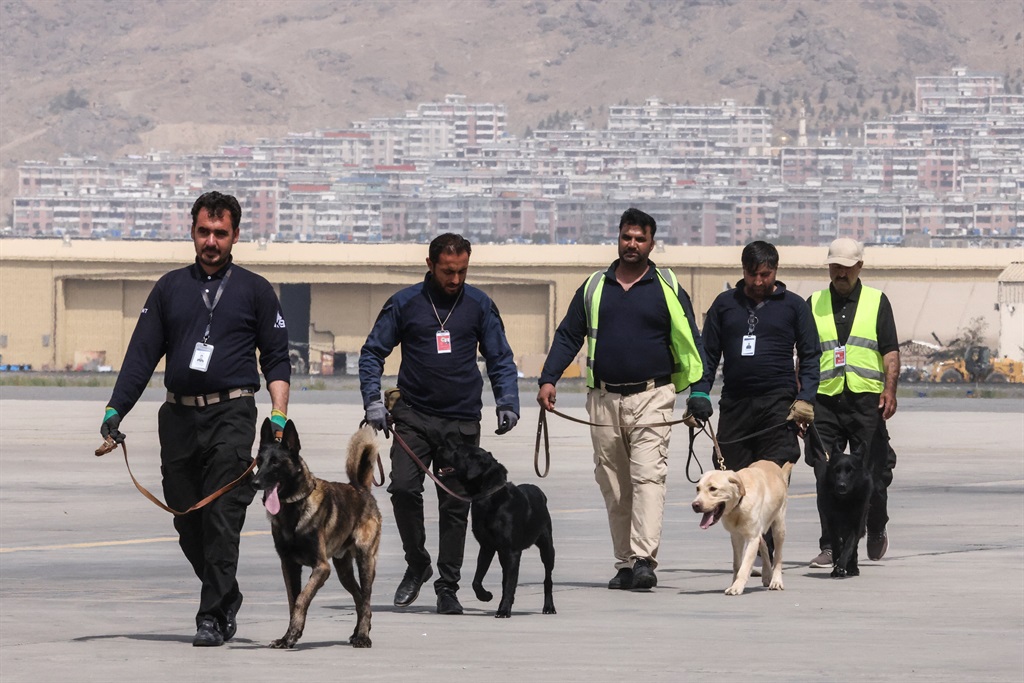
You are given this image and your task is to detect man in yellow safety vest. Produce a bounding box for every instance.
[806,237,900,569]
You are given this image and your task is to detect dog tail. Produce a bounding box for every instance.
[781,461,794,486]
[347,426,379,490]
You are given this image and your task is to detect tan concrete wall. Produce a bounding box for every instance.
[0,239,1017,373]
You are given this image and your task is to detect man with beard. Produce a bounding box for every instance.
[690,241,820,564]
[99,191,291,646]
[537,208,706,591]
[805,237,899,569]
[359,233,520,616]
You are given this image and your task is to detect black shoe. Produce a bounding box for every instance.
[192,619,224,647]
[394,565,433,607]
[223,594,242,642]
[631,558,657,589]
[436,590,464,615]
[607,567,633,590]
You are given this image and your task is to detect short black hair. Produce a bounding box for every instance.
[428,233,472,263]
[741,240,779,272]
[618,207,657,237]
[191,191,241,231]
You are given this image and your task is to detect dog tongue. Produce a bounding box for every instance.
[700,511,715,530]
[263,484,281,515]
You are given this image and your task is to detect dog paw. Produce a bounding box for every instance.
[474,587,493,602]
[724,584,745,595]
[350,635,372,648]
[848,566,860,577]
[269,638,295,649]
[831,567,847,578]
[543,605,556,615]
[768,580,784,591]
[495,610,511,618]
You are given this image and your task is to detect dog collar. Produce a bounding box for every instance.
[283,477,317,504]
[472,482,507,503]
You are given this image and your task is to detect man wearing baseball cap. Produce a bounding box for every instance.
[805,237,900,570]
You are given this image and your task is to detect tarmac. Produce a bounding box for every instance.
[0,386,1022,682]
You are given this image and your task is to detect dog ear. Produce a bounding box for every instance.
[260,417,276,444]
[281,419,301,454]
[728,473,746,498]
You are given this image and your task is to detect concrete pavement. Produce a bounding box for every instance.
[1,387,1022,682]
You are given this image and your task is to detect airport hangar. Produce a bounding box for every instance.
[0,239,1018,377]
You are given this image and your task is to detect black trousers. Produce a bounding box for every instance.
[806,391,896,550]
[158,397,257,630]
[717,388,802,470]
[386,400,479,594]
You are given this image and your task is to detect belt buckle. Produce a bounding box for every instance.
[194,394,208,407]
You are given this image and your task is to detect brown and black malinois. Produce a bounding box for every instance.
[252,418,382,648]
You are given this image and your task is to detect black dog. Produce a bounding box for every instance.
[252,418,382,648]
[818,441,874,578]
[441,443,556,618]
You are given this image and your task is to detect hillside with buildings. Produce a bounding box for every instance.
[2,0,1022,246]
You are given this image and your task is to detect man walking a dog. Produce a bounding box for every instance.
[690,241,820,563]
[98,191,291,646]
[536,207,705,591]
[805,237,899,568]
[359,233,520,615]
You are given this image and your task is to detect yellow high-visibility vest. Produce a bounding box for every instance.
[811,285,885,395]
[583,267,703,392]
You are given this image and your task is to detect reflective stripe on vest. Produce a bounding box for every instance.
[811,286,885,395]
[583,267,703,392]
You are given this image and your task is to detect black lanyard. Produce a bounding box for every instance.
[745,298,767,335]
[200,267,232,344]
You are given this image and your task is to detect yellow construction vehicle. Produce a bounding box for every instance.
[930,346,1024,383]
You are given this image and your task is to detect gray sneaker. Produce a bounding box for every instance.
[809,548,833,568]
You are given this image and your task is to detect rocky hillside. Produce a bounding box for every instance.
[1,0,1021,208]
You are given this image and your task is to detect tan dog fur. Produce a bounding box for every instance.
[691,460,794,595]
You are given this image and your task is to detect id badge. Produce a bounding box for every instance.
[741,335,756,356]
[435,330,452,354]
[190,342,214,372]
[834,345,847,367]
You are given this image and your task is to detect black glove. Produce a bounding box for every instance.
[100,409,126,444]
[685,394,714,421]
[364,400,391,437]
[495,405,519,435]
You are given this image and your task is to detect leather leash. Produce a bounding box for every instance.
[390,430,471,503]
[534,407,691,479]
[95,437,256,517]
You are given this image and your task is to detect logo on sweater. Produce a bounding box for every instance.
[274,312,286,329]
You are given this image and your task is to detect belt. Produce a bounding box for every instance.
[166,387,254,407]
[599,376,672,396]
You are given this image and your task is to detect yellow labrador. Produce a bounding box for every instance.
[691,461,793,595]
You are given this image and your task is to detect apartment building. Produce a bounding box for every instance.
[8,78,1024,248]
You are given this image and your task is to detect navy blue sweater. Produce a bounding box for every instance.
[694,279,820,402]
[359,274,520,421]
[108,257,291,416]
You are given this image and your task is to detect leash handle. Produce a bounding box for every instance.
[534,409,551,478]
[111,441,256,516]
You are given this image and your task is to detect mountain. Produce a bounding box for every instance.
[1,0,1021,211]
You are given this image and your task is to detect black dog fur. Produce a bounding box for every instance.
[251,418,382,648]
[818,441,874,578]
[441,443,556,618]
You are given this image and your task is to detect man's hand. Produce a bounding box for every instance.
[787,400,815,425]
[682,392,713,429]
[364,401,391,437]
[537,383,557,411]
[495,406,519,435]
[100,407,125,444]
[879,390,897,420]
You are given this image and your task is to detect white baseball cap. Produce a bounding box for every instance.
[825,237,864,267]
